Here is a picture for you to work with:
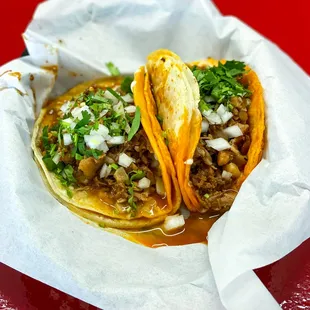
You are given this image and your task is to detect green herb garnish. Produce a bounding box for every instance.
[106,62,120,76]
[109,163,119,170]
[42,126,50,150]
[204,193,210,199]
[75,111,91,129]
[106,87,127,105]
[156,114,163,124]
[121,76,134,94]
[42,155,57,171]
[127,106,141,141]
[192,61,252,112]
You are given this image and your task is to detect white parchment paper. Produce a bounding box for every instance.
[1,0,310,309]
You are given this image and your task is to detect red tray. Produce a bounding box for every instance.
[1,0,310,309]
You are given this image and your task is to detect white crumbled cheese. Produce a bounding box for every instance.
[63,133,73,146]
[84,134,104,149]
[118,153,135,168]
[184,158,193,165]
[122,94,134,103]
[124,105,136,114]
[138,177,151,189]
[90,124,109,138]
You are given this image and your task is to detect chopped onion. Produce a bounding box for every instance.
[97,141,109,153]
[122,94,134,103]
[62,118,76,129]
[84,134,104,149]
[114,167,129,183]
[103,90,118,104]
[125,123,131,134]
[223,125,243,139]
[205,95,215,103]
[99,109,108,118]
[206,138,231,151]
[221,111,233,124]
[71,106,94,120]
[108,136,125,145]
[184,158,193,165]
[201,119,209,133]
[216,104,227,117]
[180,205,190,219]
[52,152,61,164]
[60,101,72,114]
[163,214,185,232]
[63,133,73,146]
[156,177,166,196]
[113,101,125,115]
[204,111,222,124]
[99,164,111,179]
[124,105,136,114]
[130,80,136,93]
[90,124,109,138]
[138,177,151,189]
[222,170,233,180]
[118,153,135,168]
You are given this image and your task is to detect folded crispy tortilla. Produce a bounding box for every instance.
[32,76,181,229]
[146,49,265,213]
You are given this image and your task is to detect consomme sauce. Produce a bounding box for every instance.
[108,212,220,247]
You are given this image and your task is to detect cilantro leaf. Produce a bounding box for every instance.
[191,61,252,108]
[106,62,120,76]
[127,106,141,141]
[121,76,134,94]
[129,170,145,182]
[109,163,119,170]
[42,155,57,171]
[42,126,50,150]
[75,111,91,129]
[63,165,76,183]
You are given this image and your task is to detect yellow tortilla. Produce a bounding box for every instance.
[32,76,181,229]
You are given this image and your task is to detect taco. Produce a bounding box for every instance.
[32,74,181,229]
[145,49,265,213]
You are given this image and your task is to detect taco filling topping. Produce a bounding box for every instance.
[38,78,166,216]
[189,61,252,212]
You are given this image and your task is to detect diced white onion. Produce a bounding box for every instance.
[122,94,134,103]
[52,152,61,164]
[201,119,209,133]
[113,101,125,115]
[71,106,94,121]
[221,111,233,124]
[223,125,243,139]
[125,123,131,134]
[118,153,135,168]
[99,109,108,118]
[108,136,125,145]
[138,177,151,189]
[124,105,136,113]
[99,164,111,179]
[156,177,166,196]
[180,205,190,219]
[222,170,233,180]
[90,124,110,138]
[184,158,193,165]
[63,133,73,146]
[103,90,118,104]
[97,141,109,153]
[60,101,72,114]
[84,134,104,149]
[205,96,215,103]
[130,80,136,93]
[216,104,227,117]
[204,111,222,124]
[206,138,231,151]
[163,214,185,232]
[62,118,76,129]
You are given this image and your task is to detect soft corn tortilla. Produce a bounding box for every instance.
[32,76,181,229]
[146,50,265,212]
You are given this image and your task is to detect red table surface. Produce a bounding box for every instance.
[1,1,310,309]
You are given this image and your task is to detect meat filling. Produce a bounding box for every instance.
[190,96,251,212]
